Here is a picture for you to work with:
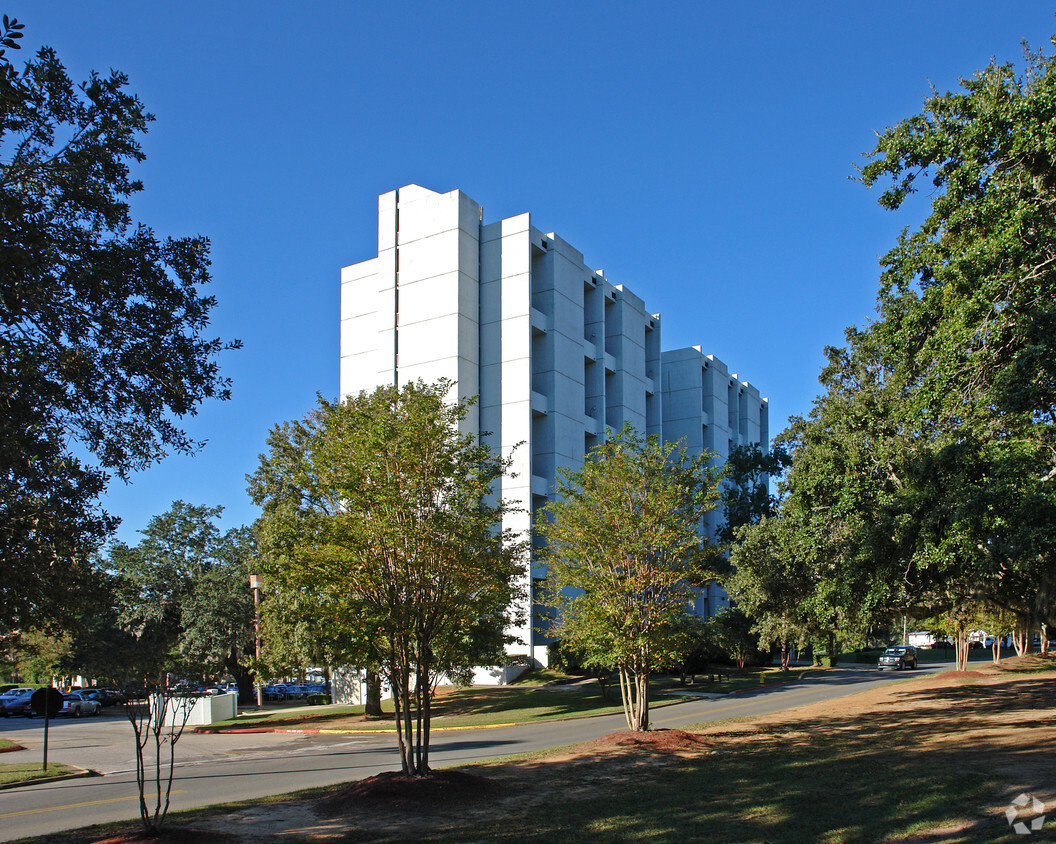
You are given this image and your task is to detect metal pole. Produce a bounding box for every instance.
[250,575,263,709]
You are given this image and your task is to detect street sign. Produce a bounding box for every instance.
[30,687,64,771]
[30,687,62,718]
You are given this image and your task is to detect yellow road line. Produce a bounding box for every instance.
[653,688,817,724]
[0,790,187,819]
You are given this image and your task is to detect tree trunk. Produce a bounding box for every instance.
[636,671,649,731]
[411,659,431,776]
[992,637,1002,664]
[616,663,650,732]
[618,666,634,730]
[954,627,968,671]
[388,659,414,776]
[1012,625,1028,657]
[1040,625,1049,656]
[364,668,383,717]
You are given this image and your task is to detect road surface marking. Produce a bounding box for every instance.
[0,791,187,819]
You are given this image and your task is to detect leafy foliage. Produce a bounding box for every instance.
[539,424,721,730]
[716,443,791,546]
[103,502,256,687]
[0,27,238,631]
[727,516,814,667]
[737,39,1056,663]
[249,379,527,775]
[706,607,765,669]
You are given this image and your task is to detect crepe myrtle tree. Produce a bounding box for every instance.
[249,379,527,776]
[540,424,721,731]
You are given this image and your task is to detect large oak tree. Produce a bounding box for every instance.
[0,20,238,630]
[734,38,1056,669]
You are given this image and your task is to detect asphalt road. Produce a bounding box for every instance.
[0,663,950,841]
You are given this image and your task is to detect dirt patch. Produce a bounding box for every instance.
[318,769,501,814]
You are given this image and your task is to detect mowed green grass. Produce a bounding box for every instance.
[0,762,77,786]
[206,683,632,730]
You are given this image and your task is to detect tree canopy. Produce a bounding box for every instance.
[249,380,526,775]
[715,443,790,547]
[734,38,1056,669]
[540,424,721,731]
[0,23,238,631]
[104,501,256,689]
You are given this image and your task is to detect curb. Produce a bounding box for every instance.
[0,744,26,754]
[0,764,94,790]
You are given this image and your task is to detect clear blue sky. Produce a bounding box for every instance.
[20,2,1056,542]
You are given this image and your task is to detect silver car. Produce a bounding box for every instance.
[61,691,102,717]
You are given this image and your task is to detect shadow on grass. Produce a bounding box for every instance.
[313,666,1055,843]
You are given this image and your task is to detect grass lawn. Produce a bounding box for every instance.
[203,667,810,732]
[0,738,23,752]
[206,683,636,731]
[0,762,78,787]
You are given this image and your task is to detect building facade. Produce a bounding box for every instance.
[341,185,768,666]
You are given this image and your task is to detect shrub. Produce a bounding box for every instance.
[306,694,330,706]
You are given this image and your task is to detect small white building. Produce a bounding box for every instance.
[341,185,769,667]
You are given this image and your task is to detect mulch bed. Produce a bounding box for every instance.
[580,728,715,753]
[317,769,502,815]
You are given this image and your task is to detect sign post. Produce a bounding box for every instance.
[30,687,64,771]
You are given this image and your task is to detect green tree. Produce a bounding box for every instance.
[858,38,1056,628]
[0,22,239,632]
[178,524,258,697]
[706,607,762,670]
[727,516,813,669]
[716,443,791,546]
[13,627,70,684]
[106,502,255,688]
[249,380,526,776]
[763,39,1056,669]
[539,424,721,731]
[59,572,141,686]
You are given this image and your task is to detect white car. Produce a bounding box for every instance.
[61,691,102,717]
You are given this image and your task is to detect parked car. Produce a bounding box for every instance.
[93,688,127,706]
[60,691,102,717]
[0,689,36,717]
[877,645,917,670]
[0,687,34,707]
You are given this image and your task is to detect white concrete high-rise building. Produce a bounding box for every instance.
[341,185,768,666]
